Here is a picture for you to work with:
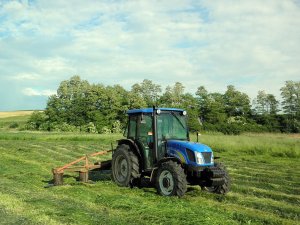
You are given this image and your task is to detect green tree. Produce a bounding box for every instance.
[86,84,130,130]
[280,81,300,117]
[196,86,208,103]
[267,94,279,115]
[26,111,47,130]
[159,82,185,107]
[181,93,201,132]
[254,90,268,115]
[43,76,132,132]
[280,81,300,132]
[254,90,279,115]
[105,85,130,126]
[84,83,109,130]
[47,75,90,126]
[131,79,161,107]
[195,86,208,122]
[195,86,227,125]
[127,90,147,109]
[204,93,227,124]
[252,90,280,132]
[223,85,251,118]
[29,75,300,134]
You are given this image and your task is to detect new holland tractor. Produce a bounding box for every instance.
[111,107,230,197]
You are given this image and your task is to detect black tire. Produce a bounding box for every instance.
[111,144,140,187]
[156,161,187,197]
[203,163,230,194]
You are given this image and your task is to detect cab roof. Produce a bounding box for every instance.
[127,108,184,115]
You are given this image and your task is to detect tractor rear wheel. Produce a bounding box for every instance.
[111,144,140,187]
[156,161,187,197]
[202,163,230,194]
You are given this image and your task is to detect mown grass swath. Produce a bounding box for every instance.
[0,122,299,225]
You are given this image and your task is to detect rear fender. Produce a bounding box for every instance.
[117,139,144,168]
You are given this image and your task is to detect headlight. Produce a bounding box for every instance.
[211,153,214,164]
[195,152,204,164]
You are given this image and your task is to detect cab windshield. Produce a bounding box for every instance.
[157,111,188,140]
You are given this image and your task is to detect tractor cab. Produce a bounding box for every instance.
[125,108,189,169]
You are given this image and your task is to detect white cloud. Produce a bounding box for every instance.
[33,57,75,74]
[0,0,300,110]
[41,89,57,96]
[11,73,40,80]
[22,88,56,96]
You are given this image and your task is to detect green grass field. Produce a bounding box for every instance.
[0,114,299,225]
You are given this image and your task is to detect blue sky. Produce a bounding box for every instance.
[0,0,300,111]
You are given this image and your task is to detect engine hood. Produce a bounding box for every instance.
[167,140,212,153]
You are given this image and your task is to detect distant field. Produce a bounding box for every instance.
[0,111,34,130]
[0,110,35,118]
[0,131,299,225]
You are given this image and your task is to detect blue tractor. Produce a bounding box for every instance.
[111,107,230,197]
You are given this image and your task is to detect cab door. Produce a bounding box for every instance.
[136,114,153,169]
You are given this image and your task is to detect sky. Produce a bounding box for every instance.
[0,0,300,111]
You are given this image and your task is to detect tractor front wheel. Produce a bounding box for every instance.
[156,161,187,197]
[111,144,140,187]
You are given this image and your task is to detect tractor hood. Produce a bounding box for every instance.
[166,140,214,166]
[167,140,212,153]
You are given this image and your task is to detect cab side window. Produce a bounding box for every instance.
[139,114,152,145]
[128,115,137,139]
[139,115,152,138]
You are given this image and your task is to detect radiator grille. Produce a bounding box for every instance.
[202,152,212,164]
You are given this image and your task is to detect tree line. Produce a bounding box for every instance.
[27,76,300,134]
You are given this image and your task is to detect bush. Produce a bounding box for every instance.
[48,122,78,132]
[218,123,242,135]
[38,122,50,131]
[26,111,47,130]
[202,121,271,135]
[82,122,97,133]
[112,120,122,133]
[59,122,78,132]
[101,126,111,134]
[202,123,242,135]
[25,122,37,130]
[48,122,62,132]
[9,122,19,129]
